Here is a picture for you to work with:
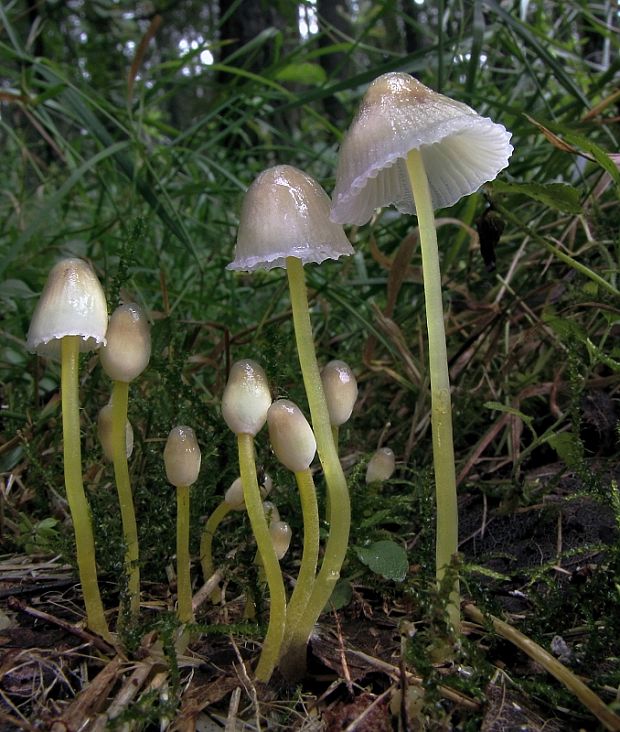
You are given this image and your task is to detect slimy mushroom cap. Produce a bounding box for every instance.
[228,165,354,271]
[331,72,513,226]
[27,258,108,357]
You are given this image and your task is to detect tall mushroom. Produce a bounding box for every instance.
[27,258,111,639]
[266,399,321,680]
[164,425,201,626]
[331,72,512,631]
[221,358,284,682]
[99,302,151,621]
[228,165,354,676]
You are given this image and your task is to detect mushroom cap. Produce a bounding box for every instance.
[27,258,108,357]
[365,447,396,484]
[164,425,201,488]
[321,359,358,427]
[228,165,354,271]
[221,359,272,436]
[100,303,151,383]
[331,72,513,226]
[267,399,316,473]
[269,520,292,560]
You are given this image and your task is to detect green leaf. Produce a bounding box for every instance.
[355,540,408,582]
[325,580,353,612]
[275,62,327,86]
[493,181,582,214]
[547,431,583,469]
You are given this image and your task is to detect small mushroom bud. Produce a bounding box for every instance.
[99,303,151,383]
[224,477,245,510]
[164,426,201,487]
[269,520,292,560]
[321,360,358,426]
[267,400,317,473]
[366,447,396,484]
[222,359,272,436]
[97,403,134,460]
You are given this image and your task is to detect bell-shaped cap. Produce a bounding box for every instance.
[321,359,358,427]
[97,402,134,461]
[267,399,316,473]
[331,72,513,226]
[269,520,292,560]
[222,359,272,436]
[27,258,108,357]
[164,425,201,487]
[228,165,354,271]
[366,447,396,484]
[100,303,151,383]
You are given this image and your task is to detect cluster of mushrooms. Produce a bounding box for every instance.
[26,73,512,681]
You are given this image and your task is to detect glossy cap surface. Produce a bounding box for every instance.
[228,165,354,271]
[164,425,201,487]
[267,399,316,473]
[321,359,358,426]
[27,258,108,357]
[221,359,272,436]
[100,303,151,383]
[331,72,513,225]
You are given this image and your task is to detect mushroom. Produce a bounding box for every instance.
[164,425,201,625]
[99,303,151,621]
[321,359,358,448]
[266,399,321,681]
[27,258,110,640]
[228,165,353,676]
[330,72,513,632]
[221,358,285,683]
[365,447,396,484]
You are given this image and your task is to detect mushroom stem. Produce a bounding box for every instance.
[110,379,140,620]
[285,256,350,665]
[199,501,232,602]
[237,433,286,682]
[280,468,320,679]
[61,336,111,640]
[405,149,460,632]
[176,483,193,624]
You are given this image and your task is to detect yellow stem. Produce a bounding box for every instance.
[111,379,140,620]
[199,501,232,602]
[406,149,460,632]
[238,433,286,682]
[176,484,193,624]
[61,336,111,640]
[280,469,320,679]
[285,256,351,678]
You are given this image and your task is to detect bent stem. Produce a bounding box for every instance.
[111,379,140,620]
[464,604,620,731]
[199,501,232,602]
[406,149,460,633]
[176,484,193,624]
[238,433,286,683]
[285,257,351,675]
[61,336,111,640]
[280,469,320,679]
